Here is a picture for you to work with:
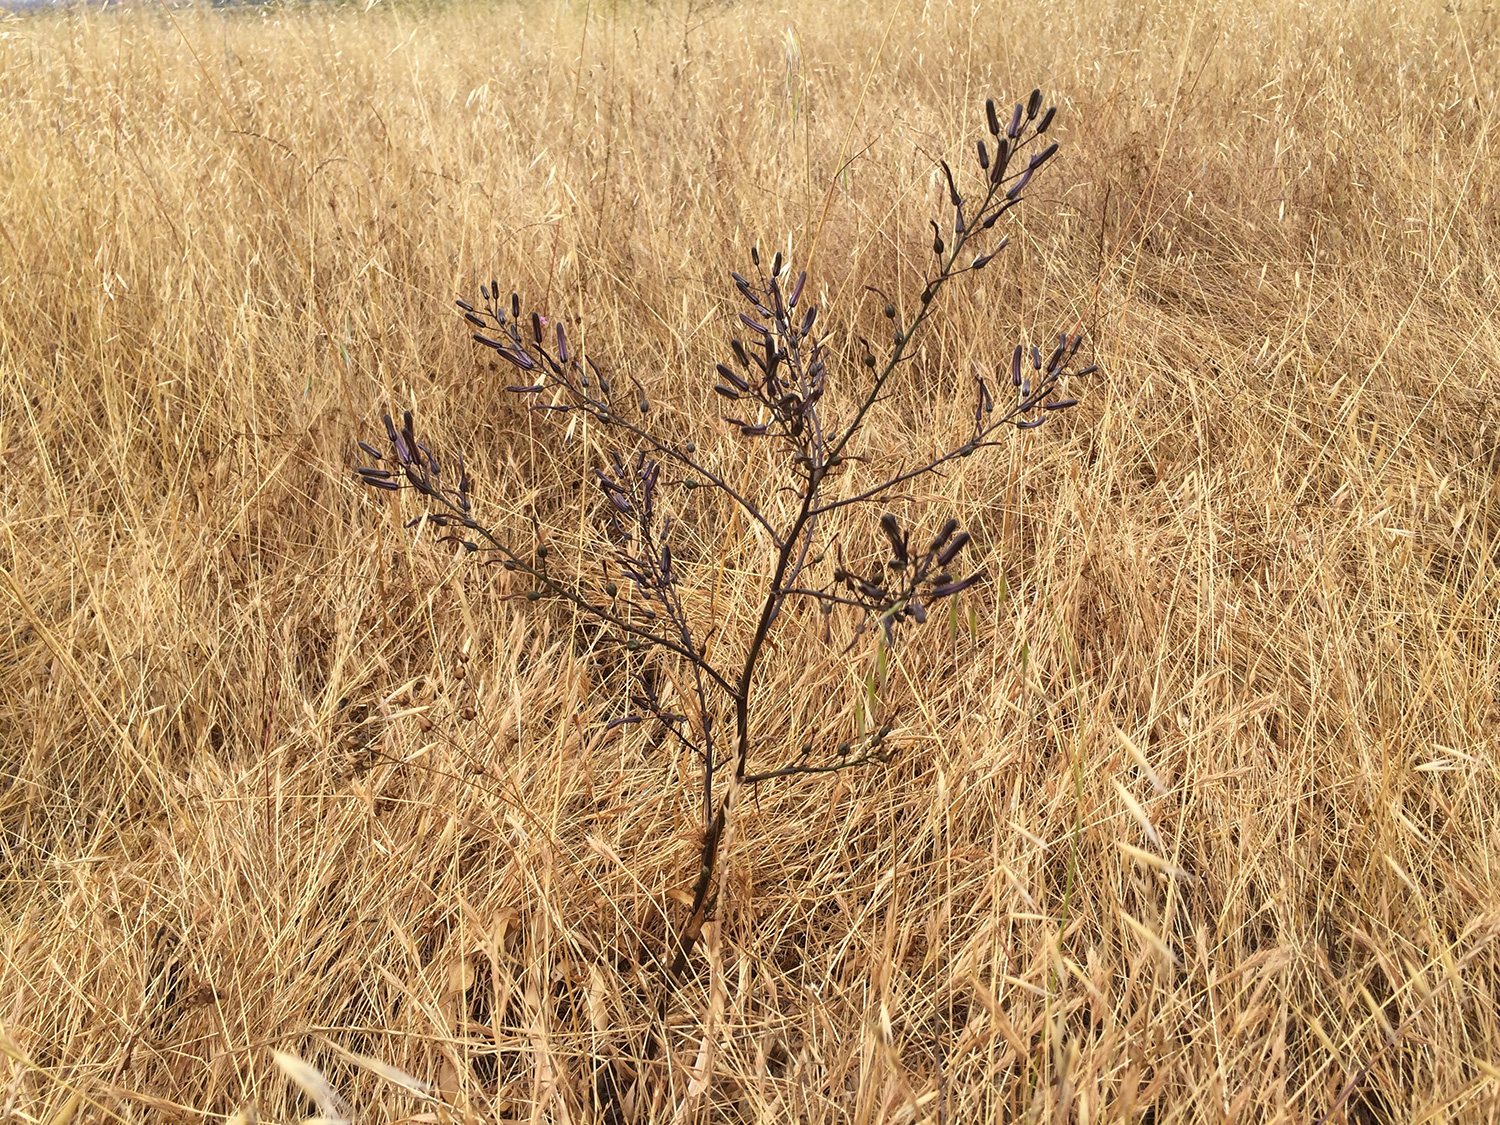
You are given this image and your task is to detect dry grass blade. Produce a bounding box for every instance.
[271,1051,353,1125]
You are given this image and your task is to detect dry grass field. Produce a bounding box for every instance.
[2,0,1498,1120]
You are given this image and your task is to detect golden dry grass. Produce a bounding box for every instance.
[2,0,1498,1121]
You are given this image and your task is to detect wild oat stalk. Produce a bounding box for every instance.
[355,90,1093,980]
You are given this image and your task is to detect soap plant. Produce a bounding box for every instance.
[355,90,1092,978]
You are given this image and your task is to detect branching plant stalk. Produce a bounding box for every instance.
[353,89,1093,984]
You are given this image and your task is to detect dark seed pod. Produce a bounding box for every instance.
[930,221,945,255]
[491,279,500,301]
[716,363,749,392]
[977,139,990,170]
[1026,88,1042,120]
[884,304,896,319]
[750,246,759,265]
[800,305,817,336]
[771,251,783,278]
[992,137,1010,183]
[531,312,543,344]
[1008,103,1023,138]
[556,323,569,363]
[936,530,971,567]
[1031,345,1043,370]
[789,270,807,308]
[880,513,907,564]
[1012,344,1024,387]
[1029,142,1059,171]
[356,466,393,479]
[931,519,959,553]
[909,601,927,624]
[714,384,740,400]
[464,312,486,328]
[358,441,384,460]
[511,293,521,319]
[455,299,475,313]
[1037,106,1056,133]
[1006,167,1034,200]
[986,97,1001,136]
[931,573,983,598]
[940,160,961,207]
[1044,398,1079,411]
